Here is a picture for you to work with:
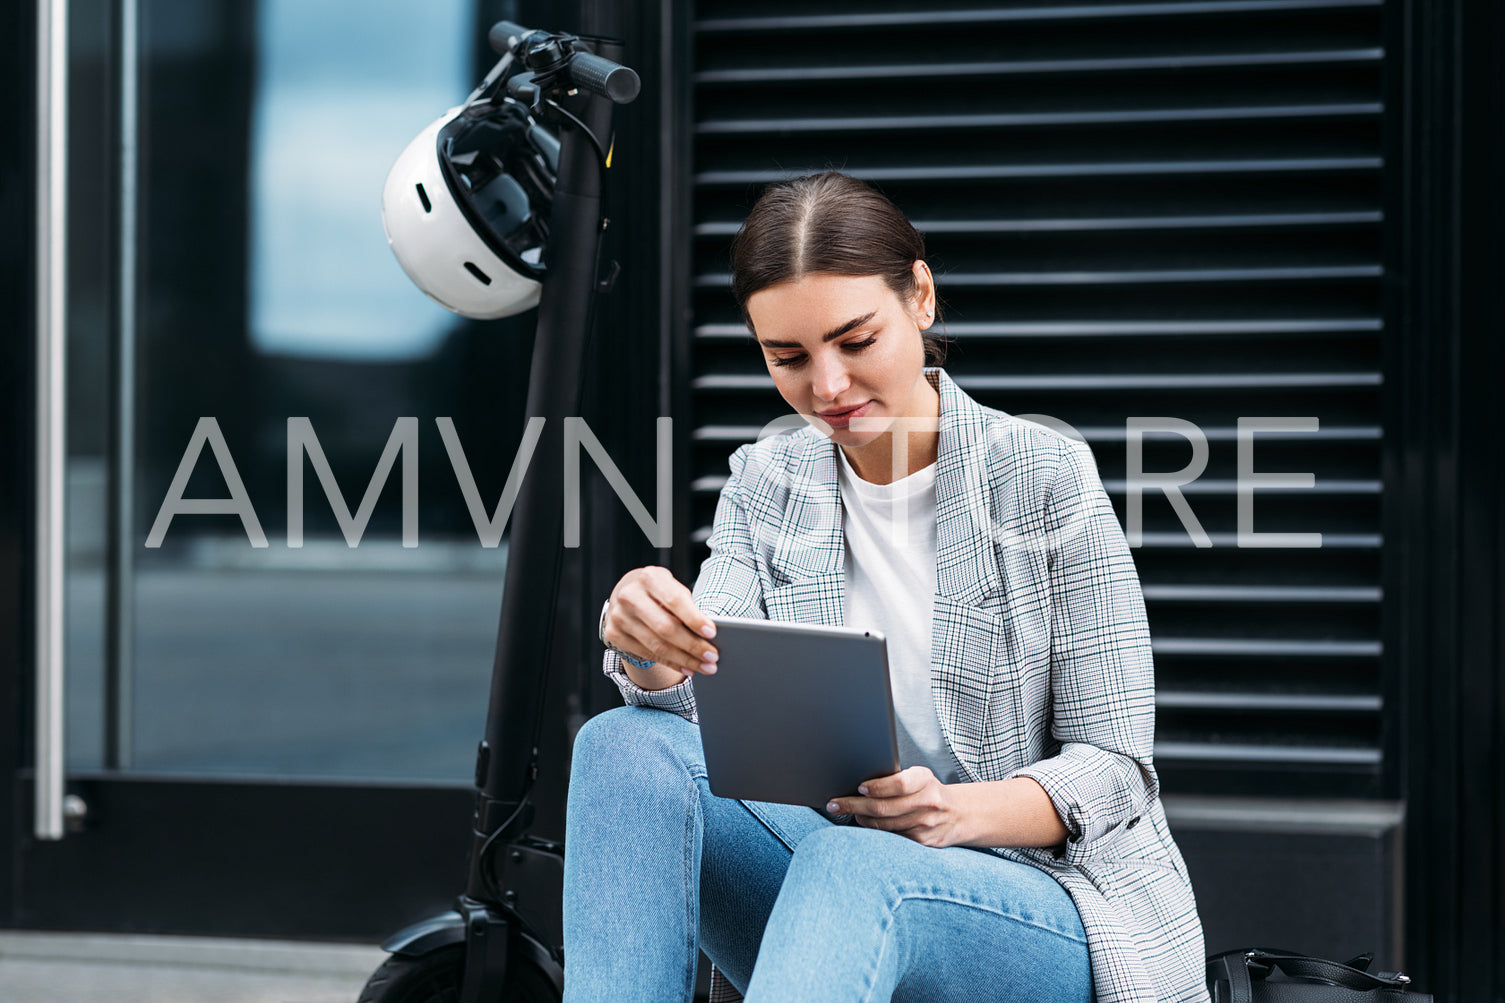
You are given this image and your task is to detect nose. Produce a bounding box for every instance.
[808,350,851,402]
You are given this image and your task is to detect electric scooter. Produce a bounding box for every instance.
[358,21,638,1002]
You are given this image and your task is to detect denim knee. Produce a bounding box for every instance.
[570,705,701,789]
[785,825,897,886]
[571,704,636,764]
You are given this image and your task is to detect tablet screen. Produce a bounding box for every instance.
[695,616,901,809]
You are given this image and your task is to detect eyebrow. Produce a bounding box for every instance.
[756,310,878,349]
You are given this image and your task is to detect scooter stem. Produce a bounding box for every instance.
[463,37,622,901]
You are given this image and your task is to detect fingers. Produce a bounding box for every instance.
[832,797,940,842]
[860,766,931,799]
[825,767,937,817]
[656,583,718,644]
[853,812,907,834]
[830,769,958,847]
[606,567,719,677]
[841,803,927,838]
[826,791,902,819]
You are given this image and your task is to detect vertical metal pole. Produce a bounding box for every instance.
[106,0,138,771]
[34,0,69,841]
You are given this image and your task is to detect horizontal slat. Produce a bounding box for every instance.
[1155,741,1380,765]
[696,0,1382,34]
[1102,478,1381,495]
[691,424,1383,444]
[691,518,1383,551]
[695,212,1383,237]
[693,372,1382,391]
[696,266,1382,288]
[954,372,1383,390]
[693,471,1379,496]
[695,319,1383,338]
[1158,691,1382,711]
[692,426,772,442]
[922,212,1384,232]
[1125,532,1381,548]
[699,103,1382,135]
[696,157,1383,186]
[1154,637,1380,657]
[1051,425,1383,441]
[694,48,1383,85]
[1161,796,1405,830]
[944,264,1385,284]
[1141,584,1381,602]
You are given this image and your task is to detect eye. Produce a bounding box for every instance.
[843,336,877,352]
[770,353,807,369]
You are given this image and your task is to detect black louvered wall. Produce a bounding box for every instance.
[678,0,1391,798]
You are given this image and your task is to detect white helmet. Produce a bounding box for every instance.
[381,99,559,320]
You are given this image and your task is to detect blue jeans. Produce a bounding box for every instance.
[561,705,1092,1002]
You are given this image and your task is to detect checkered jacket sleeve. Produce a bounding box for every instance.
[1010,438,1159,862]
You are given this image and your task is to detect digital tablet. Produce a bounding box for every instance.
[695,616,901,810]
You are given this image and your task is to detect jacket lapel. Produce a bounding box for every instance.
[766,430,845,626]
[932,370,1002,608]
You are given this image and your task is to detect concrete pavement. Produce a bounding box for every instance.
[0,932,387,1003]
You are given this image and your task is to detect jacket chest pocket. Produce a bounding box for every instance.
[764,571,844,627]
[929,595,1011,778]
[929,594,1051,781]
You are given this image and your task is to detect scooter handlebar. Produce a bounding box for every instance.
[566,50,641,104]
[487,21,640,104]
[488,21,533,55]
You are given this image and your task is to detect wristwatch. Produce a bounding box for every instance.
[598,599,657,670]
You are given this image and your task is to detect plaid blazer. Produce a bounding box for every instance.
[605,369,1209,1003]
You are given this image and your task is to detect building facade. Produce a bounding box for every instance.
[2,1,1500,1000]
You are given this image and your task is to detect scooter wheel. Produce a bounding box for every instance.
[357,943,562,1003]
[358,944,463,1003]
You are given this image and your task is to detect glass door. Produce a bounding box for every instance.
[19,0,554,941]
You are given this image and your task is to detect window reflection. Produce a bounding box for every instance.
[108,0,518,783]
[249,0,471,361]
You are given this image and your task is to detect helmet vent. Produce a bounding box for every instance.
[464,261,493,285]
[415,183,432,213]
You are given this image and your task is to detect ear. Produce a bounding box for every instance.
[911,259,936,326]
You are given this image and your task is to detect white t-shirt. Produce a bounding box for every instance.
[836,448,963,785]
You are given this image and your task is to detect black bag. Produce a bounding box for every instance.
[1207,949,1431,1003]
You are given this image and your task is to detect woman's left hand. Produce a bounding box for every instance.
[826,767,970,848]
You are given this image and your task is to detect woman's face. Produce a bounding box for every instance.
[745,261,938,465]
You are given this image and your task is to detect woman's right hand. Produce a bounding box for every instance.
[603,566,719,684]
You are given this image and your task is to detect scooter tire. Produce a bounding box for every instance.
[358,944,463,1003]
[356,943,562,1003]
[361,939,565,993]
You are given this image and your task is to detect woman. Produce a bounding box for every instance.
[562,172,1208,1003]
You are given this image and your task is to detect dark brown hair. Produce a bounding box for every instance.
[729,172,947,363]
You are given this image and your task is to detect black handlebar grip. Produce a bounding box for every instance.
[488,21,532,55]
[566,50,641,104]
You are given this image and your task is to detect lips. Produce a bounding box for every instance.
[814,401,871,430]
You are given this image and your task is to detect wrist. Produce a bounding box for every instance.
[623,659,688,692]
[946,781,980,847]
[599,599,657,670]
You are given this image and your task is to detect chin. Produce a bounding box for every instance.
[830,428,886,449]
